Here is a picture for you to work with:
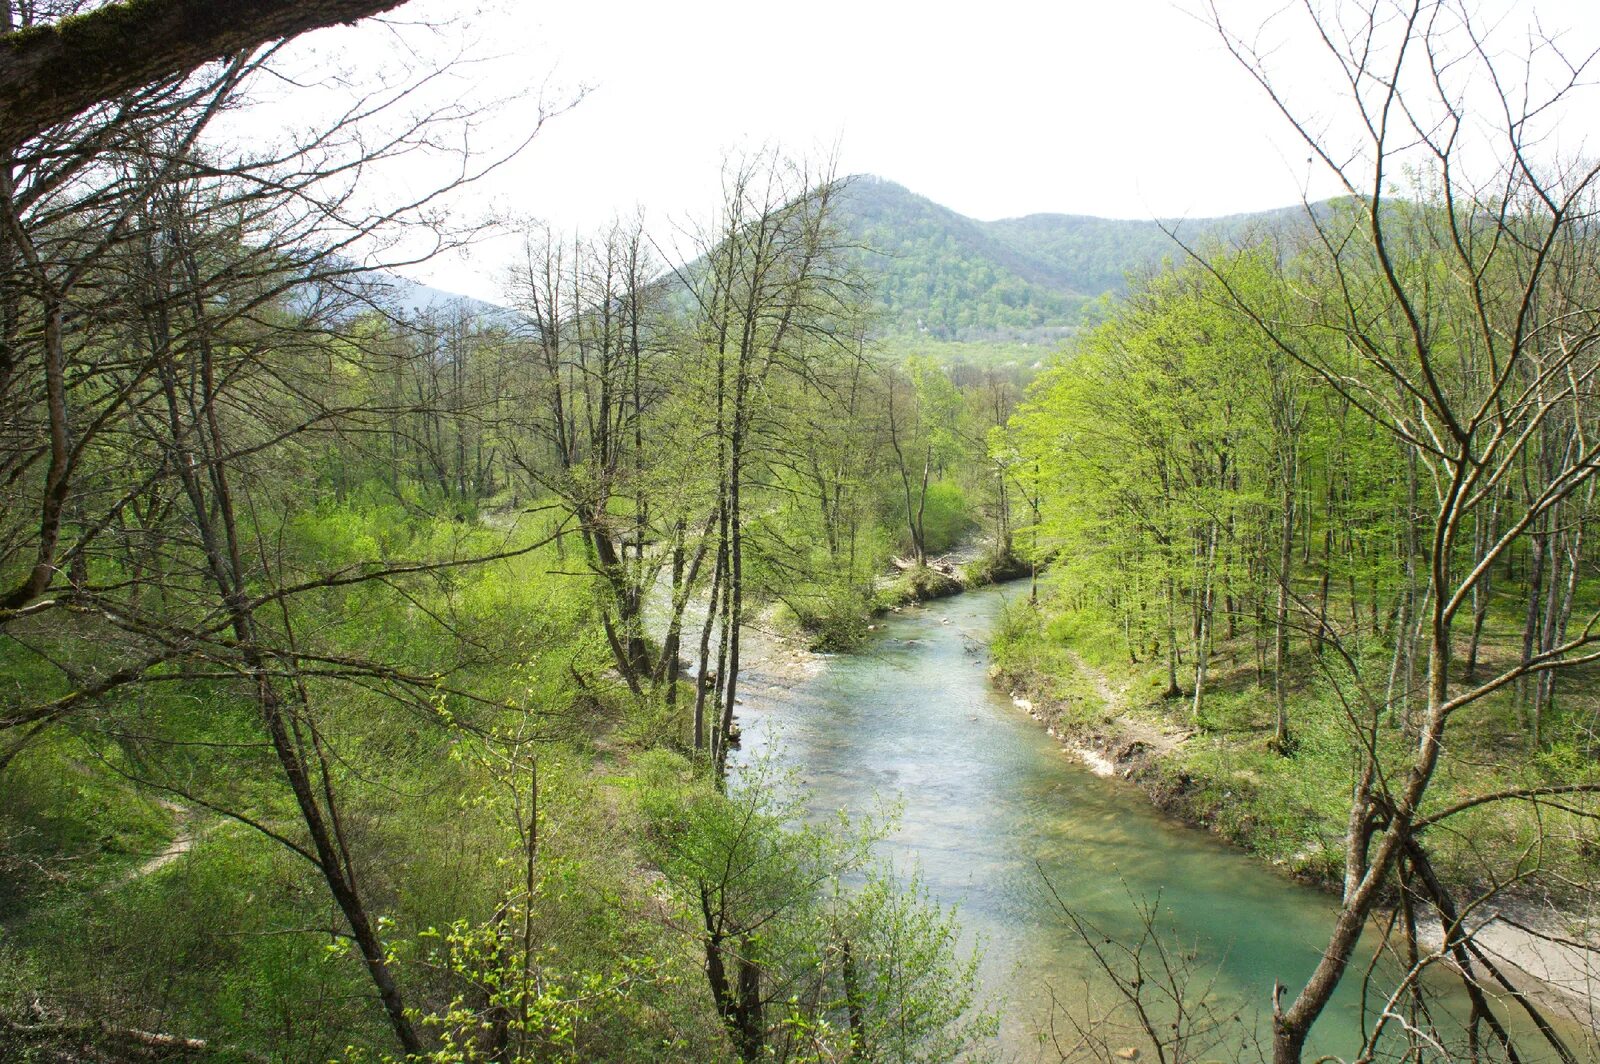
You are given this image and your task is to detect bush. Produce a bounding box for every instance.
[919,482,974,555]
[773,581,875,651]
[960,548,1029,587]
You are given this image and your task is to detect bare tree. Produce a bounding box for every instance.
[1197,2,1600,1060]
[0,12,564,1054]
[669,152,860,777]
[1038,874,1257,1064]
[502,219,684,695]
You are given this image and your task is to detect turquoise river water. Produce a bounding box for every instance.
[730,581,1588,1062]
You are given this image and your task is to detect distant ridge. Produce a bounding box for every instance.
[834,175,1317,344]
[348,180,1322,347]
[360,272,516,325]
[284,257,520,330]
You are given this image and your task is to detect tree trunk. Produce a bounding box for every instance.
[0,0,410,150]
[1519,527,1547,727]
[1164,575,1182,698]
[156,334,423,1056]
[695,526,726,754]
[716,434,745,783]
[1191,521,1219,725]
[1274,448,1295,751]
[1464,489,1499,681]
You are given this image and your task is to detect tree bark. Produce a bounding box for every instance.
[1191,520,1219,725]
[1274,445,1295,751]
[0,0,410,150]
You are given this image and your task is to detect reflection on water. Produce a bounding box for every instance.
[732,583,1584,1062]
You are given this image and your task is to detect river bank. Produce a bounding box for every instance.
[736,581,1595,1059]
[780,542,1031,652]
[755,569,1600,1034]
[990,629,1600,1031]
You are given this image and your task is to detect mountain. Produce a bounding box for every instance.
[351,270,520,326]
[371,274,507,320]
[834,175,1314,344]
[286,259,521,330]
[347,181,1318,350]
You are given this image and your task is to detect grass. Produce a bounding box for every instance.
[990,602,1116,728]
[1,732,177,915]
[0,507,649,1060]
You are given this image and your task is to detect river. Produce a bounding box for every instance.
[730,581,1588,1062]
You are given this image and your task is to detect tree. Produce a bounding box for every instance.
[1012,258,1260,706]
[885,356,967,566]
[1201,2,1600,1059]
[503,220,676,694]
[0,11,564,1054]
[635,752,994,1064]
[671,152,858,778]
[0,0,411,150]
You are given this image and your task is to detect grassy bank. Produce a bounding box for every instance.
[0,507,726,1061]
[1,495,999,1063]
[989,595,1600,898]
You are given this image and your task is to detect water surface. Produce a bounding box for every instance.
[733,582,1583,1061]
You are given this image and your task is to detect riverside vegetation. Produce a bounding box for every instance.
[3,2,1600,1064]
[991,8,1600,1058]
[0,17,1023,1058]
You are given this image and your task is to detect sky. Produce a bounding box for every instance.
[250,0,1600,302]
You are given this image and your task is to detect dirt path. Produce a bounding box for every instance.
[119,800,201,884]
[1064,648,1124,712]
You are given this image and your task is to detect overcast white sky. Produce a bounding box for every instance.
[259,0,1600,301]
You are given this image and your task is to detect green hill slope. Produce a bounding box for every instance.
[836,175,1316,345]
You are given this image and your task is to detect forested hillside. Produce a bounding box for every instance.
[834,175,1312,344]
[370,179,1313,357]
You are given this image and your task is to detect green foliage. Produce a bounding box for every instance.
[958,546,1028,588]
[12,826,388,1060]
[999,216,1600,914]
[404,926,670,1064]
[777,871,998,1063]
[918,482,974,555]
[0,733,173,911]
[989,601,1112,723]
[772,579,875,652]
[1161,701,1361,881]
[874,566,964,609]
[1,144,1029,1063]
[835,176,1317,344]
[837,178,1089,343]
[630,755,995,1063]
